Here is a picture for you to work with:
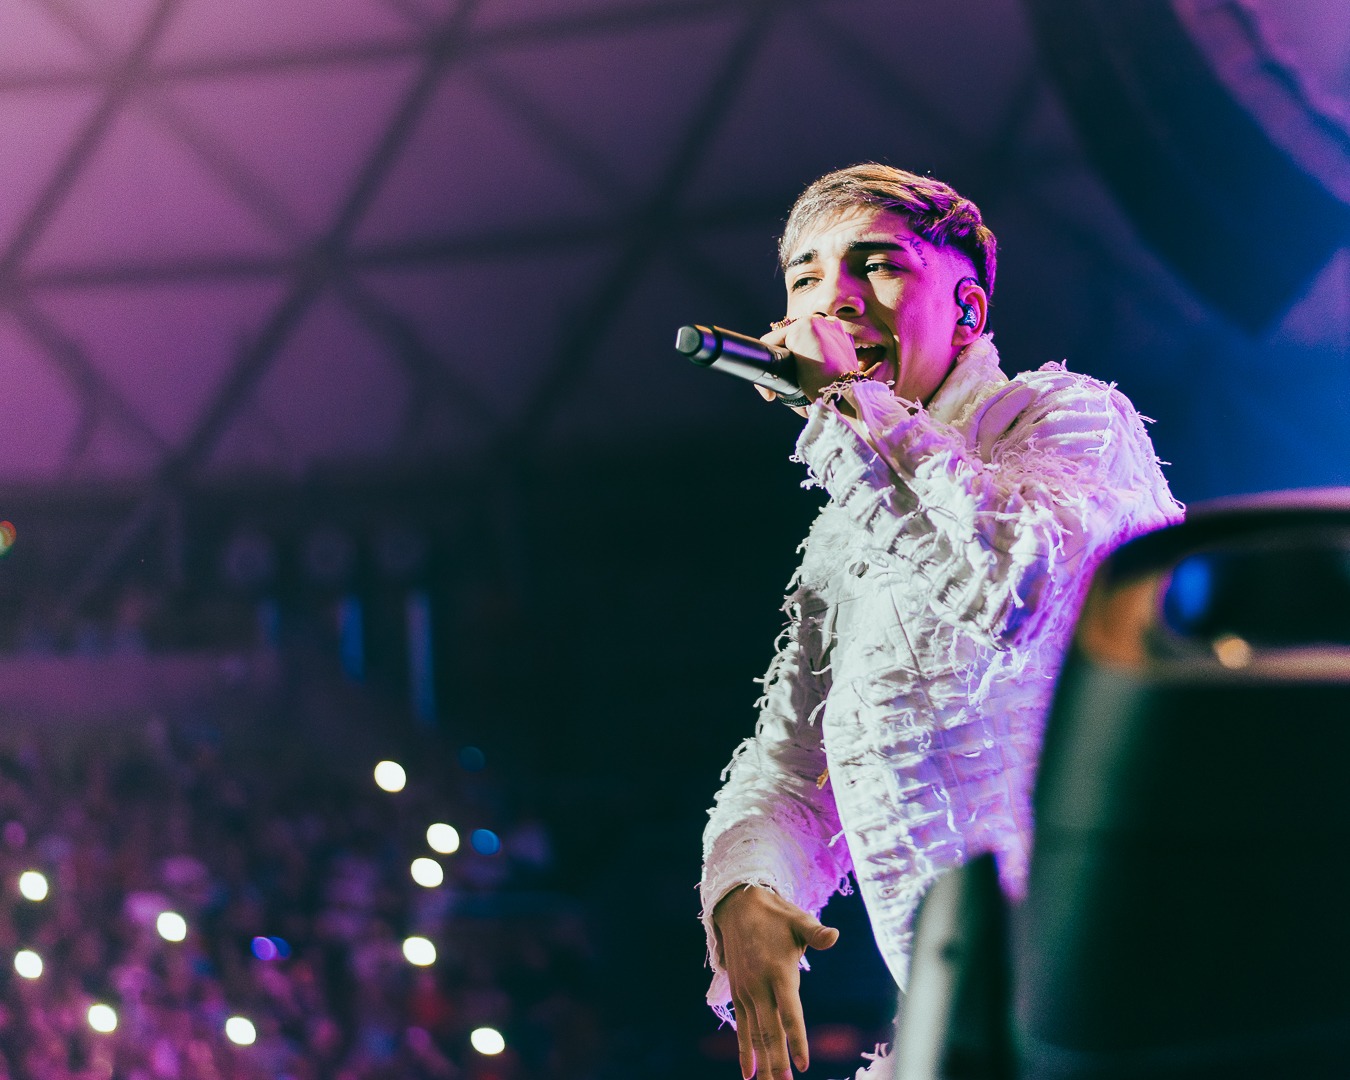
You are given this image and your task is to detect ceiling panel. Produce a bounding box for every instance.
[42,279,288,447]
[353,69,613,245]
[0,316,86,479]
[26,106,288,270]
[167,61,420,236]
[155,0,413,62]
[211,290,413,472]
[0,89,101,253]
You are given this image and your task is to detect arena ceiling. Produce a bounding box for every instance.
[0,0,1344,499]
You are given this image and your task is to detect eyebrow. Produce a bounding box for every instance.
[784,239,913,271]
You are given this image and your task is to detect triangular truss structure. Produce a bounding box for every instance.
[0,0,1343,618]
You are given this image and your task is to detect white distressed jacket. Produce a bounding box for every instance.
[700,336,1183,1019]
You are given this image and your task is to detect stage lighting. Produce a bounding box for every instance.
[13,950,41,979]
[403,936,436,966]
[471,828,500,856]
[17,871,47,901]
[427,823,460,854]
[471,1027,506,1055]
[373,760,406,792]
[225,1017,257,1046]
[410,858,444,888]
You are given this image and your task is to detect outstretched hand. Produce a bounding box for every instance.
[712,885,840,1079]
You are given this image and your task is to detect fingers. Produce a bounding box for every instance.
[776,970,810,1074]
[734,998,755,1080]
[747,988,793,1080]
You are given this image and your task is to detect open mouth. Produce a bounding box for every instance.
[854,344,887,368]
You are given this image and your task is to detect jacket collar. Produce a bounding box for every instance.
[924,334,1007,427]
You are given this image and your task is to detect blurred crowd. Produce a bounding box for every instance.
[0,718,599,1080]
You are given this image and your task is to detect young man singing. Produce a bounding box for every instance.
[700,164,1183,1079]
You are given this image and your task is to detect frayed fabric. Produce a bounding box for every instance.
[699,335,1183,1013]
[842,1042,892,1080]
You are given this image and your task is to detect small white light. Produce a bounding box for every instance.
[18,871,48,902]
[470,1026,506,1055]
[88,1003,118,1033]
[225,1016,257,1046]
[156,911,188,942]
[373,760,407,793]
[410,857,444,888]
[14,950,42,979]
[403,936,437,966]
[426,823,460,854]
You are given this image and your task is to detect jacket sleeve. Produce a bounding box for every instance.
[795,369,1183,647]
[698,613,853,1024]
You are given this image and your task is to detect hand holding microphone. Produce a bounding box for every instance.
[674,324,811,407]
[676,317,881,413]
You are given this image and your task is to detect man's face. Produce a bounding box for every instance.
[782,206,976,403]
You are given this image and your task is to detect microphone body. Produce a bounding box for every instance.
[675,324,810,407]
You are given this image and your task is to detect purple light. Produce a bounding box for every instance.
[250,936,277,961]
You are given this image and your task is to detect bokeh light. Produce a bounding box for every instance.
[1214,633,1254,669]
[250,935,291,961]
[18,870,48,901]
[157,911,187,942]
[410,857,444,888]
[458,745,486,772]
[471,828,501,856]
[373,760,406,793]
[88,1004,118,1033]
[13,950,42,979]
[426,822,460,854]
[225,1016,257,1046]
[0,521,16,556]
[470,1027,506,1055]
[403,936,436,966]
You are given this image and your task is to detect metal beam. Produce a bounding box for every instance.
[48,0,483,624]
[2,0,184,276]
[0,289,170,463]
[18,197,793,288]
[35,0,497,442]
[470,58,770,326]
[0,0,831,91]
[506,0,786,449]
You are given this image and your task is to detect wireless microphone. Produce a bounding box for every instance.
[674,324,810,407]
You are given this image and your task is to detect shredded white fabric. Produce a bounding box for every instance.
[699,336,1183,1022]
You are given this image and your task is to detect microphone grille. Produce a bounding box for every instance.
[674,324,716,363]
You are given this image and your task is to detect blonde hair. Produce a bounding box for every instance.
[780,163,997,297]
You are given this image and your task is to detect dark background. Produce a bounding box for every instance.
[0,0,1343,1076]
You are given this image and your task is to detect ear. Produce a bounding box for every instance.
[952,277,988,346]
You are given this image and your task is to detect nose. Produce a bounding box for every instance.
[816,267,864,318]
